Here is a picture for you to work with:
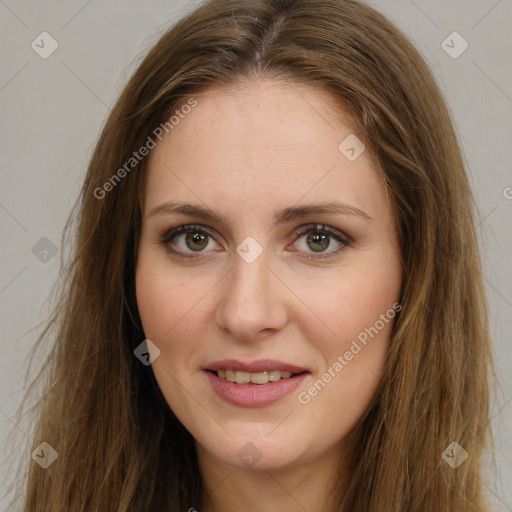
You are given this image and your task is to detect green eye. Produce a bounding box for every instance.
[160,225,216,259]
[185,232,209,251]
[160,223,351,261]
[292,224,351,259]
[305,232,331,252]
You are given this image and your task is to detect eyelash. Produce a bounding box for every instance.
[158,223,352,261]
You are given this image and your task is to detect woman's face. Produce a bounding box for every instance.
[136,80,402,472]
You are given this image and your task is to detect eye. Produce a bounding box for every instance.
[159,225,219,259]
[289,223,351,259]
[159,223,352,261]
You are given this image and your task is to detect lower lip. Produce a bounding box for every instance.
[204,370,310,407]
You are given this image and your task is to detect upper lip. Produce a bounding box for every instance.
[204,359,309,374]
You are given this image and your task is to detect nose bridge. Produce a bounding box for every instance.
[215,248,287,340]
[231,256,267,306]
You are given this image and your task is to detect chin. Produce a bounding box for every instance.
[197,427,313,472]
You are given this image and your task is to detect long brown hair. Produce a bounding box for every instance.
[13,0,494,509]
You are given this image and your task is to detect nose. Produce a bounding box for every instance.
[214,249,288,343]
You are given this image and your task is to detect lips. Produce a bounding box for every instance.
[203,359,311,407]
[204,358,308,374]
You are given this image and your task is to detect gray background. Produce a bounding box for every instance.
[0,0,510,510]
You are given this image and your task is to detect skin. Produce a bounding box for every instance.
[136,79,403,512]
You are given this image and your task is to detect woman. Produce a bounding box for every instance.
[18,0,494,510]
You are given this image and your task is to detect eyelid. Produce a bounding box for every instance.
[287,223,352,260]
[160,224,216,244]
[158,224,219,260]
[159,222,352,259]
[292,223,353,244]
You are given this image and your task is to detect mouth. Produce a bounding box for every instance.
[203,360,311,407]
[206,369,306,384]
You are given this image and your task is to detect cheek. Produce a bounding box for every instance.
[135,255,213,434]
[302,255,400,390]
[136,267,174,341]
[312,265,398,336]
[135,254,199,344]
[297,274,397,434]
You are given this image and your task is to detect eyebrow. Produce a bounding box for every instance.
[148,201,372,224]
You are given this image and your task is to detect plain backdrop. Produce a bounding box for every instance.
[0,0,511,509]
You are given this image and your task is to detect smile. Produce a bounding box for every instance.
[204,369,310,407]
[214,369,296,384]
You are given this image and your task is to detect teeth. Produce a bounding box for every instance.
[235,371,251,384]
[215,369,295,384]
[250,372,269,385]
[269,370,291,381]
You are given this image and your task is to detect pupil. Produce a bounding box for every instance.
[186,232,208,251]
[307,233,329,252]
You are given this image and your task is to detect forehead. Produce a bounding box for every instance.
[144,79,384,220]
[161,79,360,159]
